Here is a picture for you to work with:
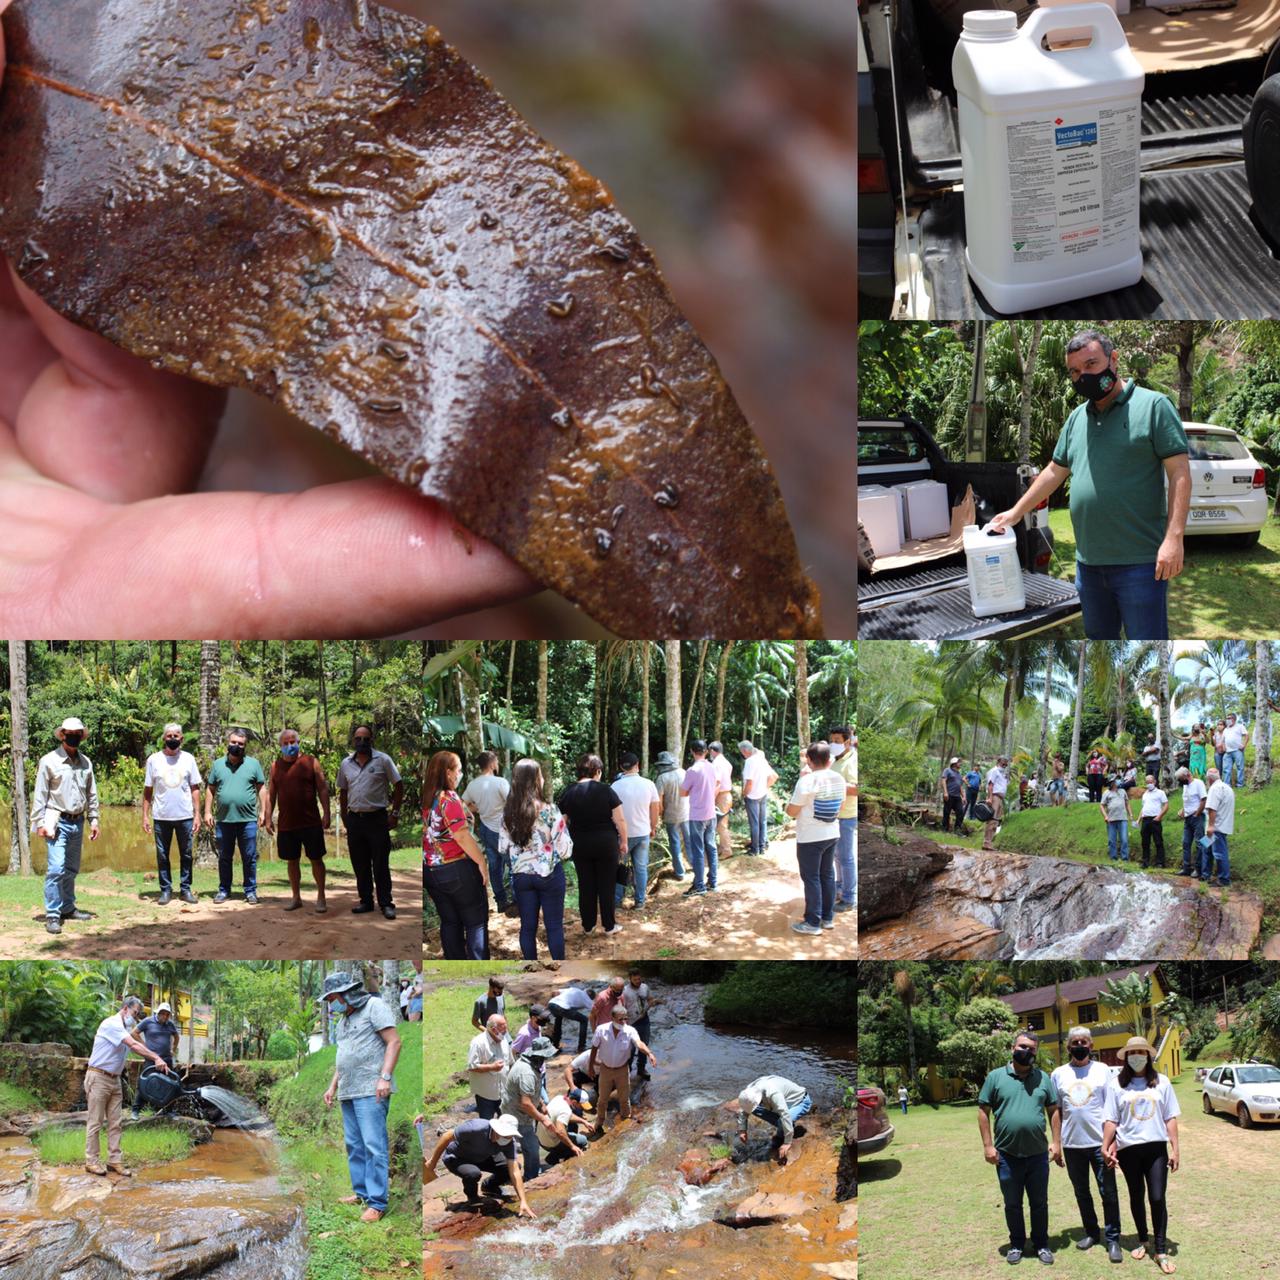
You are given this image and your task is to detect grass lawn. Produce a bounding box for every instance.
[859,1060,1280,1280]
[422,983,532,1118]
[37,1123,195,1167]
[0,1081,42,1117]
[1049,508,1280,637]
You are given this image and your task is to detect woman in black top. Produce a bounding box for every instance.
[558,753,627,935]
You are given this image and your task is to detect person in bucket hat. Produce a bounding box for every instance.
[321,971,401,1222]
[424,1110,536,1218]
[654,750,689,878]
[501,1035,558,1181]
[31,716,100,935]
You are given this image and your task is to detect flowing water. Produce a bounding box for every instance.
[437,985,854,1280]
[0,1127,306,1280]
[197,1086,270,1130]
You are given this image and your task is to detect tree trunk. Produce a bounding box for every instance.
[1001,668,1016,760]
[1157,642,1173,791]
[640,645,652,775]
[459,664,485,766]
[664,642,682,757]
[1177,321,1196,420]
[1255,641,1273,788]
[537,642,548,723]
[1115,668,1127,741]
[503,641,517,774]
[795,640,810,748]
[683,641,710,755]
[382,961,399,1017]
[8,640,32,875]
[198,641,222,757]
[318,641,330,747]
[1067,642,1086,804]
[593,642,604,755]
[1013,321,1044,466]
[1039,653,1053,776]
[713,642,735,746]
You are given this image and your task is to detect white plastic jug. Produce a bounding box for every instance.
[859,487,903,557]
[953,4,1144,312]
[963,523,1027,617]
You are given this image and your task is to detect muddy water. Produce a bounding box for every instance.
[440,986,853,1280]
[0,1128,305,1279]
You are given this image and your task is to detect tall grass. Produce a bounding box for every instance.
[36,1123,194,1166]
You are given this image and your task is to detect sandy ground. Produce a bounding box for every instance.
[0,864,422,958]
[427,836,855,961]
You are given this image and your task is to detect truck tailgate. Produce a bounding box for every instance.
[917,163,1280,318]
[859,566,1082,639]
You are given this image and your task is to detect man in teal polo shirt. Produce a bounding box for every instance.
[977,1030,1063,1266]
[203,727,266,903]
[991,329,1190,640]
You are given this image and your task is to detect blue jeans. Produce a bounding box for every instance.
[1223,749,1245,788]
[340,1095,390,1212]
[664,822,688,877]
[745,796,769,853]
[215,821,258,895]
[797,838,836,927]
[1075,561,1168,640]
[513,863,566,960]
[995,1150,1051,1252]
[517,1120,541,1181]
[43,815,85,918]
[478,824,511,909]
[154,819,194,893]
[966,786,980,818]
[1214,750,1225,777]
[1180,813,1205,874]
[616,836,650,908]
[1106,819,1129,861]
[753,1092,813,1139]
[686,818,716,891]
[474,1096,501,1120]
[1200,832,1230,883]
[835,817,856,905]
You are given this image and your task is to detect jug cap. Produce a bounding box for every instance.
[961,10,1018,37]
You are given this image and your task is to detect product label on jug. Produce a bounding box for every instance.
[1004,103,1139,264]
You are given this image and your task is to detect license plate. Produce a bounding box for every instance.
[1191,508,1230,521]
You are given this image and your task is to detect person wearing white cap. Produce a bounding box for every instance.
[143,723,203,905]
[940,756,969,836]
[131,1001,181,1118]
[424,1111,537,1218]
[722,1074,812,1164]
[739,740,778,856]
[31,717,100,935]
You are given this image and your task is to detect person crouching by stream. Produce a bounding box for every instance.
[537,1093,591,1167]
[321,972,402,1223]
[724,1075,812,1165]
[85,995,174,1176]
[588,1005,658,1137]
[425,1113,537,1218]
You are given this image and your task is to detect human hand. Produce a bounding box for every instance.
[1155,535,1184,581]
[988,509,1019,534]
[517,1201,538,1220]
[983,1144,999,1166]
[777,1143,791,1164]
[375,1078,392,1101]
[89,821,100,842]
[1168,1151,1179,1173]
[1050,1143,1064,1168]
[323,1086,336,1109]
[143,817,152,835]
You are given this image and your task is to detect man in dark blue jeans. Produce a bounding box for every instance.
[977,1031,1062,1266]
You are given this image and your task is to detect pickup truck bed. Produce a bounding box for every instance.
[858,563,1083,639]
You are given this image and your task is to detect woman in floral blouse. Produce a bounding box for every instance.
[424,751,489,960]
[499,758,573,960]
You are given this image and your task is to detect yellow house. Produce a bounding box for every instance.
[142,984,212,1064]
[999,964,1183,1078]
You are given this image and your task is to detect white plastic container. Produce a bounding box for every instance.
[895,479,951,541]
[858,487,903,557]
[964,522,1027,617]
[953,4,1144,312]
[858,484,905,543]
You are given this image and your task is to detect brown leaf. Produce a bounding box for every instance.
[0,0,822,637]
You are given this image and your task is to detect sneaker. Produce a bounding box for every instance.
[213,891,229,903]
[352,903,376,914]
[359,1207,383,1222]
[682,885,707,896]
[60,910,93,921]
[820,919,835,930]
[833,901,855,913]
[245,892,258,904]
[106,1164,133,1177]
[1007,1249,1023,1265]
[45,916,62,935]
[1036,1248,1053,1265]
[85,1162,107,1176]
[790,921,823,936]
[604,925,623,935]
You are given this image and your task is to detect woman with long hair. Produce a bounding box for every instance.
[1212,720,1227,778]
[1103,1036,1181,1275]
[1188,724,1206,780]
[557,753,627,936]
[423,750,490,959]
[499,758,572,959]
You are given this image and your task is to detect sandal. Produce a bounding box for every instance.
[315,901,328,913]
[1132,1245,1148,1261]
[283,900,303,911]
[1155,1256,1175,1275]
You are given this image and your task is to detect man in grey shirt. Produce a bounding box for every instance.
[654,751,689,879]
[31,717,101,935]
[336,726,404,920]
[462,751,512,912]
[723,1074,813,1164]
[321,972,402,1222]
[501,1036,557,1182]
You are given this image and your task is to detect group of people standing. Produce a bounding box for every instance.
[29,717,404,934]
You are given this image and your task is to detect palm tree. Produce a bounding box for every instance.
[894,970,918,1086]
[795,641,810,748]
[664,642,682,757]
[199,642,221,758]
[1066,642,1087,803]
[1176,641,1248,725]
[1100,972,1153,1039]
[1255,641,1273,788]
[1157,642,1174,791]
[537,642,549,724]
[894,668,999,769]
[966,963,1016,997]
[8,640,31,875]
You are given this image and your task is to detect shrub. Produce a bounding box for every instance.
[265,1031,299,1061]
[860,729,931,802]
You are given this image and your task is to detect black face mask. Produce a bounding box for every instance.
[1012,1047,1036,1066]
[1069,1044,1091,1061]
[228,744,245,758]
[164,738,181,750]
[63,733,82,748]
[353,738,372,753]
[1072,367,1117,404]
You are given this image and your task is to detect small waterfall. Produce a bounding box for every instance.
[197,1086,269,1129]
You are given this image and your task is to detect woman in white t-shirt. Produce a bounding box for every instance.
[1102,1036,1181,1274]
[785,742,845,936]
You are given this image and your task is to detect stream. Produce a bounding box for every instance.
[0,1127,306,1280]
[429,984,854,1280]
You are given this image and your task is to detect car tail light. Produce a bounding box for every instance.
[859,157,889,193]
[1253,468,1266,489]
[1035,553,1051,568]
[1033,498,1049,510]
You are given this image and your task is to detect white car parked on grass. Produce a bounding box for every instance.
[1183,424,1269,547]
[1201,1062,1280,1127]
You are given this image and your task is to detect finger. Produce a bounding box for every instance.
[0,467,535,636]
[6,269,224,502]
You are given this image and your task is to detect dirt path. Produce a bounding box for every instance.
[426,836,854,960]
[0,865,422,958]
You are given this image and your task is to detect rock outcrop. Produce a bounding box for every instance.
[857,832,953,927]
[677,1147,732,1186]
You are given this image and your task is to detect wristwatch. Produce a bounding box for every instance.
[379,1072,393,1082]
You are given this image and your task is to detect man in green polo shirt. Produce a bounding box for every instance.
[203,727,266,904]
[977,1030,1063,1266]
[991,329,1190,640]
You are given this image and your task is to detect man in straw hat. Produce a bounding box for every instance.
[424,1111,537,1218]
[320,971,402,1222]
[31,716,100,935]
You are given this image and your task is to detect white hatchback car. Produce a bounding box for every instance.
[1201,1062,1280,1127]
[1183,424,1269,546]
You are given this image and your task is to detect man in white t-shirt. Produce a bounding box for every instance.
[1174,766,1207,878]
[466,1014,511,1120]
[1203,767,1235,886]
[708,742,735,864]
[740,740,778,855]
[462,751,512,912]
[1137,776,1168,869]
[536,1093,590,1166]
[612,753,661,910]
[548,984,594,1054]
[1221,713,1248,788]
[982,757,1010,851]
[142,723,203,905]
[1050,1027,1122,1262]
[787,743,845,935]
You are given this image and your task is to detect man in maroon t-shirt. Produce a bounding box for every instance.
[590,977,626,1032]
[264,729,331,913]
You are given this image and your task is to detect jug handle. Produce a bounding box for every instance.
[1022,4,1124,55]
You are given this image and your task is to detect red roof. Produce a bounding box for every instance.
[1000,964,1162,1015]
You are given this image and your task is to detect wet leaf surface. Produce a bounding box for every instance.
[0,0,822,636]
